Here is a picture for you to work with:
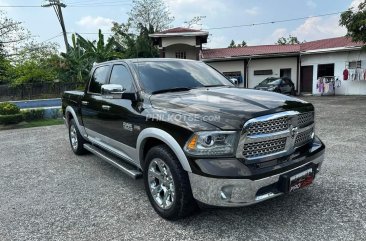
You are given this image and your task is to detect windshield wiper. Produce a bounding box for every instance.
[151,87,193,95]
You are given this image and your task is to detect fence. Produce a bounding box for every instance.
[0,82,85,101]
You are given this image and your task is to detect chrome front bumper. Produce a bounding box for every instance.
[189,153,324,207]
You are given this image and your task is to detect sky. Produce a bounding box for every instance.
[0,0,363,52]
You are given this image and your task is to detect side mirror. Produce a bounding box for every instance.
[101,84,125,99]
[230,78,238,85]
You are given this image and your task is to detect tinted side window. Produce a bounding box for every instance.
[109,65,134,92]
[89,66,109,94]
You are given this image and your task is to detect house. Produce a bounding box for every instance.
[149,27,366,95]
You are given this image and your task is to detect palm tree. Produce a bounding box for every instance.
[76,29,123,63]
[61,29,123,82]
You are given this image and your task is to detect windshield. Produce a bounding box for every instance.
[259,78,282,86]
[133,60,233,94]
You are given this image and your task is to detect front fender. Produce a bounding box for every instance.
[137,127,192,172]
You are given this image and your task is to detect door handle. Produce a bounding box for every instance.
[102,105,111,111]
[81,101,89,106]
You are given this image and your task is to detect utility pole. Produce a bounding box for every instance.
[42,0,69,52]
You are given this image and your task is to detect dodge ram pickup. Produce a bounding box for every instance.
[62,58,325,220]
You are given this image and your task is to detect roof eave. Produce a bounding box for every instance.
[149,32,209,38]
[202,52,299,62]
[300,46,363,54]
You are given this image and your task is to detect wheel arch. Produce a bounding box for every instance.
[137,128,192,172]
[65,106,86,137]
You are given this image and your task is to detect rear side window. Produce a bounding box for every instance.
[89,66,109,94]
[109,65,134,92]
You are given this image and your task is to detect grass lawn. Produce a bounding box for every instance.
[0,119,64,130]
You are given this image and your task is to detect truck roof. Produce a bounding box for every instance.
[93,58,199,67]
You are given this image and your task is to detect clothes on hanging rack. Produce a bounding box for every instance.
[343,68,349,80]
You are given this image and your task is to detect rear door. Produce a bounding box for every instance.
[81,65,111,137]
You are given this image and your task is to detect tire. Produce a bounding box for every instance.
[68,118,88,155]
[143,145,198,220]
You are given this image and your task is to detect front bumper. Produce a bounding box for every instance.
[188,139,325,207]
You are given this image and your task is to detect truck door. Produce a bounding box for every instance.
[96,64,143,157]
[81,65,110,138]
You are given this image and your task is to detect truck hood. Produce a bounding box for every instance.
[149,87,313,130]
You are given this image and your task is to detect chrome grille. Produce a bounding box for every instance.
[295,127,314,147]
[298,112,314,127]
[243,138,286,159]
[247,117,288,136]
[237,111,315,161]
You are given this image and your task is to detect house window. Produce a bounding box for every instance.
[223,71,241,79]
[254,69,273,75]
[175,51,186,59]
[348,61,361,69]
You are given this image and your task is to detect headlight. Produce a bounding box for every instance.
[184,131,238,156]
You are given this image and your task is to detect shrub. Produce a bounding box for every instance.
[22,109,45,121]
[0,113,23,125]
[0,102,20,115]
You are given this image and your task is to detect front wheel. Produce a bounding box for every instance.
[143,145,198,220]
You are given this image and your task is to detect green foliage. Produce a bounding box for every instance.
[60,30,123,83]
[340,1,366,44]
[22,109,45,121]
[228,40,247,48]
[0,102,20,115]
[276,35,301,45]
[0,55,12,84]
[11,60,58,85]
[0,102,23,125]
[0,113,23,125]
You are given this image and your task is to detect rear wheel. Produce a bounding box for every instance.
[143,145,198,220]
[68,119,87,155]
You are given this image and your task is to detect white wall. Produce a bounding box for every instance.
[162,37,196,48]
[206,60,245,87]
[301,50,366,95]
[165,44,197,60]
[247,57,298,89]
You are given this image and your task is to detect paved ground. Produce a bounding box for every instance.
[1,96,366,241]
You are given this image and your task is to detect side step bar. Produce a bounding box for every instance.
[84,143,142,179]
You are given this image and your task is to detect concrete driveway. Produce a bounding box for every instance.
[1,96,365,241]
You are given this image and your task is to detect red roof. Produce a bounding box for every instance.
[156,27,203,34]
[202,36,364,60]
[202,44,300,59]
[300,36,363,51]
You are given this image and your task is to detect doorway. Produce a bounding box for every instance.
[280,68,291,78]
[300,65,313,93]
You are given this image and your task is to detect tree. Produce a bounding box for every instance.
[228,40,247,48]
[276,35,301,45]
[184,16,206,29]
[60,30,123,82]
[0,10,30,57]
[340,0,366,44]
[111,22,159,58]
[128,0,174,32]
[10,42,60,85]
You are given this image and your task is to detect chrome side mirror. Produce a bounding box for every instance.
[101,84,125,99]
[230,78,238,85]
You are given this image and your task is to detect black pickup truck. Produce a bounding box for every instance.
[62,58,325,220]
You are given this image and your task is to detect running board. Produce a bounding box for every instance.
[83,143,142,179]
